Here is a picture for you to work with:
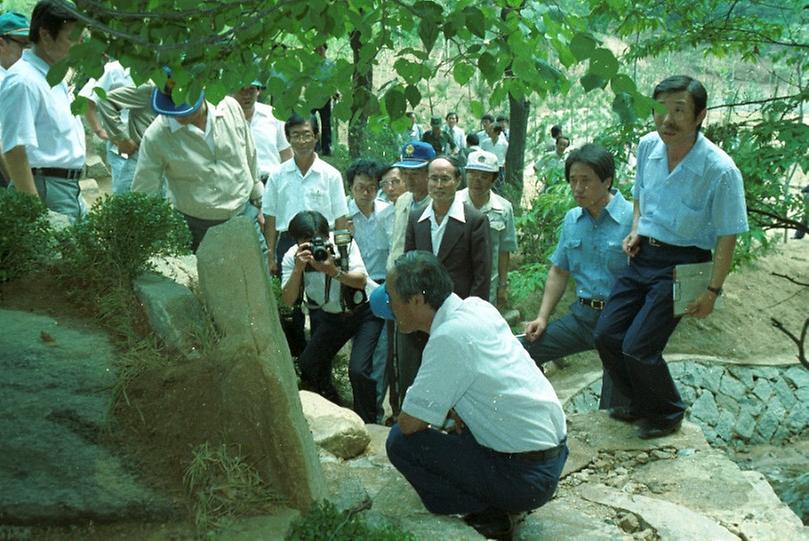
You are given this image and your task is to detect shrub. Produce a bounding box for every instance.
[57,192,191,290]
[285,500,415,541]
[0,190,54,282]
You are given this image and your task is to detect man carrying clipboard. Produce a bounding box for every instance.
[594,75,749,439]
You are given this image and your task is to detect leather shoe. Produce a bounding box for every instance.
[463,508,515,540]
[637,419,682,439]
[608,406,642,423]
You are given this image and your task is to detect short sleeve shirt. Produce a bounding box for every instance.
[348,198,394,281]
[550,190,633,300]
[263,155,349,231]
[0,49,85,168]
[632,132,748,250]
[251,102,290,178]
[402,294,567,453]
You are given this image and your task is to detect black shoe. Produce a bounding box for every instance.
[608,406,642,423]
[637,419,682,439]
[463,508,515,540]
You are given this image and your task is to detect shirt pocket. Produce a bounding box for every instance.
[565,238,584,274]
[304,186,331,214]
[489,214,506,233]
[605,239,627,275]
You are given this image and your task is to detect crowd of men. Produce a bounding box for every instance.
[1,3,751,540]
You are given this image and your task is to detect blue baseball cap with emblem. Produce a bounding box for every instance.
[394,141,436,169]
[0,11,29,38]
[151,67,205,117]
[370,284,396,321]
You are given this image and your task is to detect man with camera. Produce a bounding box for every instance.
[281,210,381,423]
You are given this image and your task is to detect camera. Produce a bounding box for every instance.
[310,235,330,262]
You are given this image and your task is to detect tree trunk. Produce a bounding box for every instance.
[505,93,529,211]
[349,30,374,160]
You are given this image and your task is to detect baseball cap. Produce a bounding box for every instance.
[370,284,395,321]
[393,141,436,169]
[151,67,205,117]
[430,116,442,127]
[0,12,29,38]
[464,149,499,173]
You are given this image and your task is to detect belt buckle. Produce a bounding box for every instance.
[591,299,606,310]
[648,237,662,247]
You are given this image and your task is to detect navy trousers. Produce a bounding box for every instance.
[386,425,567,515]
[594,238,710,427]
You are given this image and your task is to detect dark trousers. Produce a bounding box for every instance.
[183,204,266,254]
[593,238,711,427]
[386,425,567,515]
[276,231,307,357]
[299,304,383,423]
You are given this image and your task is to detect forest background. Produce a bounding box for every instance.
[4,0,807,309]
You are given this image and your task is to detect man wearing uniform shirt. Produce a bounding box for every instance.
[0,1,86,221]
[521,144,632,410]
[346,159,395,421]
[445,112,465,154]
[95,82,158,193]
[232,81,292,183]
[373,251,567,540]
[281,210,381,422]
[456,149,517,308]
[79,60,137,194]
[0,11,30,187]
[594,75,749,439]
[132,74,264,253]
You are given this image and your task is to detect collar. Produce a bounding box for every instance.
[167,101,220,133]
[22,49,50,78]
[648,131,708,174]
[348,198,388,218]
[419,197,466,223]
[574,189,628,224]
[429,293,463,335]
[457,188,504,212]
[281,153,326,177]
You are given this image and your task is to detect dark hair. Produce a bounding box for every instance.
[346,159,381,187]
[652,75,708,118]
[481,114,494,123]
[30,0,77,43]
[445,111,457,120]
[405,111,415,119]
[556,136,570,145]
[288,210,329,242]
[391,251,453,310]
[466,133,479,146]
[490,125,503,135]
[428,155,462,179]
[379,164,400,179]
[550,124,562,138]
[496,115,508,123]
[564,143,615,189]
[285,112,319,137]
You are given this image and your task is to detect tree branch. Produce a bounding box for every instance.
[771,317,809,370]
[771,272,809,288]
[747,207,808,232]
[707,93,804,110]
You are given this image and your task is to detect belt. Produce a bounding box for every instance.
[579,297,606,310]
[641,236,707,254]
[503,442,565,462]
[32,167,83,180]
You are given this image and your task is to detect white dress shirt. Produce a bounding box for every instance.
[251,102,290,178]
[418,197,466,255]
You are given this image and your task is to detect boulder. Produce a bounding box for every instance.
[149,254,199,289]
[300,390,371,459]
[196,217,325,510]
[47,210,72,232]
[134,271,206,356]
[85,154,109,179]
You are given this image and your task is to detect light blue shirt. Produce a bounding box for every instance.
[348,198,394,281]
[632,131,748,250]
[551,190,633,300]
[402,294,566,453]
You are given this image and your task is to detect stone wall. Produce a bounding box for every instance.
[565,361,809,448]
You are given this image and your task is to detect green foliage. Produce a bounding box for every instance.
[57,193,191,292]
[285,500,415,541]
[270,275,293,319]
[185,443,280,532]
[511,184,574,302]
[0,190,54,283]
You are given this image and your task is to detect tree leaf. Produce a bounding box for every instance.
[453,63,475,86]
[463,6,486,38]
[404,85,422,107]
[384,86,407,119]
[477,52,498,84]
[610,74,636,94]
[418,19,440,52]
[46,61,70,87]
[570,32,596,61]
[589,48,619,78]
[580,73,608,92]
[470,99,484,119]
[612,92,636,124]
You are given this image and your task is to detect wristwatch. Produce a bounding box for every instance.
[333,269,344,281]
[707,286,722,296]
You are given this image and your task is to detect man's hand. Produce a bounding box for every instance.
[116,139,138,155]
[94,127,109,140]
[524,317,548,342]
[268,256,278,275]
[446,409,466,434]
[685,290,718,318]
[622,230,641,257]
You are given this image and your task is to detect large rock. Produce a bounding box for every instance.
[0,309,172,524]
[85,154,109,179]
[196,217,325,510]
[149,254,199,289]
[300,390,371,459]
[134,271,207,356]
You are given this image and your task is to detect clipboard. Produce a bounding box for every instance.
[673,261,716,316]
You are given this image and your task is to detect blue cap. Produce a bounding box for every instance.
[0,11,29,37]
[370,284,395,321]
[394,141,436,169]
[151,68,205,117]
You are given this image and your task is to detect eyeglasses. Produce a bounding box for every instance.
[382,178,404,187]
[4,36,30,48]
[428,175,457,185]
[353,184,377,194]
[289,132,315,142]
